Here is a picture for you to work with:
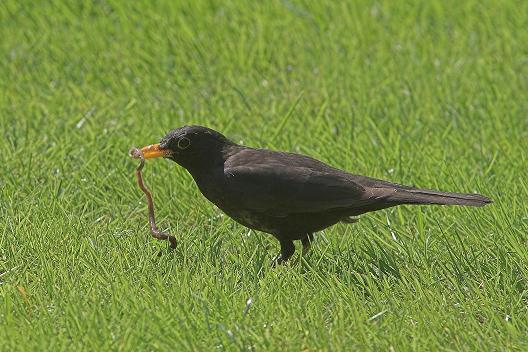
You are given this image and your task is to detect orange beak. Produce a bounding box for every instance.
[140,144,171,159]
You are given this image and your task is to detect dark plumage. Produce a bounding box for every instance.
[140,125,491,265]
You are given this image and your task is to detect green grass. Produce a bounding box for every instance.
[1,0,527,350]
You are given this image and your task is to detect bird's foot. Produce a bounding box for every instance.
[270,253,289,267]
[270,239,295,268]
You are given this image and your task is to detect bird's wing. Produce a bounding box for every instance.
[223,149,381,216]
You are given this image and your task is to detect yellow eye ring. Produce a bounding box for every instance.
[177,136,191,150]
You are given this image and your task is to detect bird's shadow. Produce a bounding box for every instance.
[149,227,406,294]
[295,237,405,289]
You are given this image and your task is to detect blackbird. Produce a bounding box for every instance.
[138,125,491,265]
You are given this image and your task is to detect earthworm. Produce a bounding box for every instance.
[129,147,177,249]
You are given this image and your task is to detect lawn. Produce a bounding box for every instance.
[1,0,527,350]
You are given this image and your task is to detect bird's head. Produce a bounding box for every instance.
[138,125,232,171]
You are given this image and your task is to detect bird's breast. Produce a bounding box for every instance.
[192,174,279,234]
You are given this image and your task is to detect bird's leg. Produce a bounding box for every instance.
[271,239,295,267]
[301,233,314,255]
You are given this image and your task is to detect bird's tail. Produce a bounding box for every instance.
[385,187,492,207]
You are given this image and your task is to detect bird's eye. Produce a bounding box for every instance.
[177,136,191,150]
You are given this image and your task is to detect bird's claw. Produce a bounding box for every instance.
[270,254,287,267]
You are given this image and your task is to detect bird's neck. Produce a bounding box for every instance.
[178,143,239,176]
